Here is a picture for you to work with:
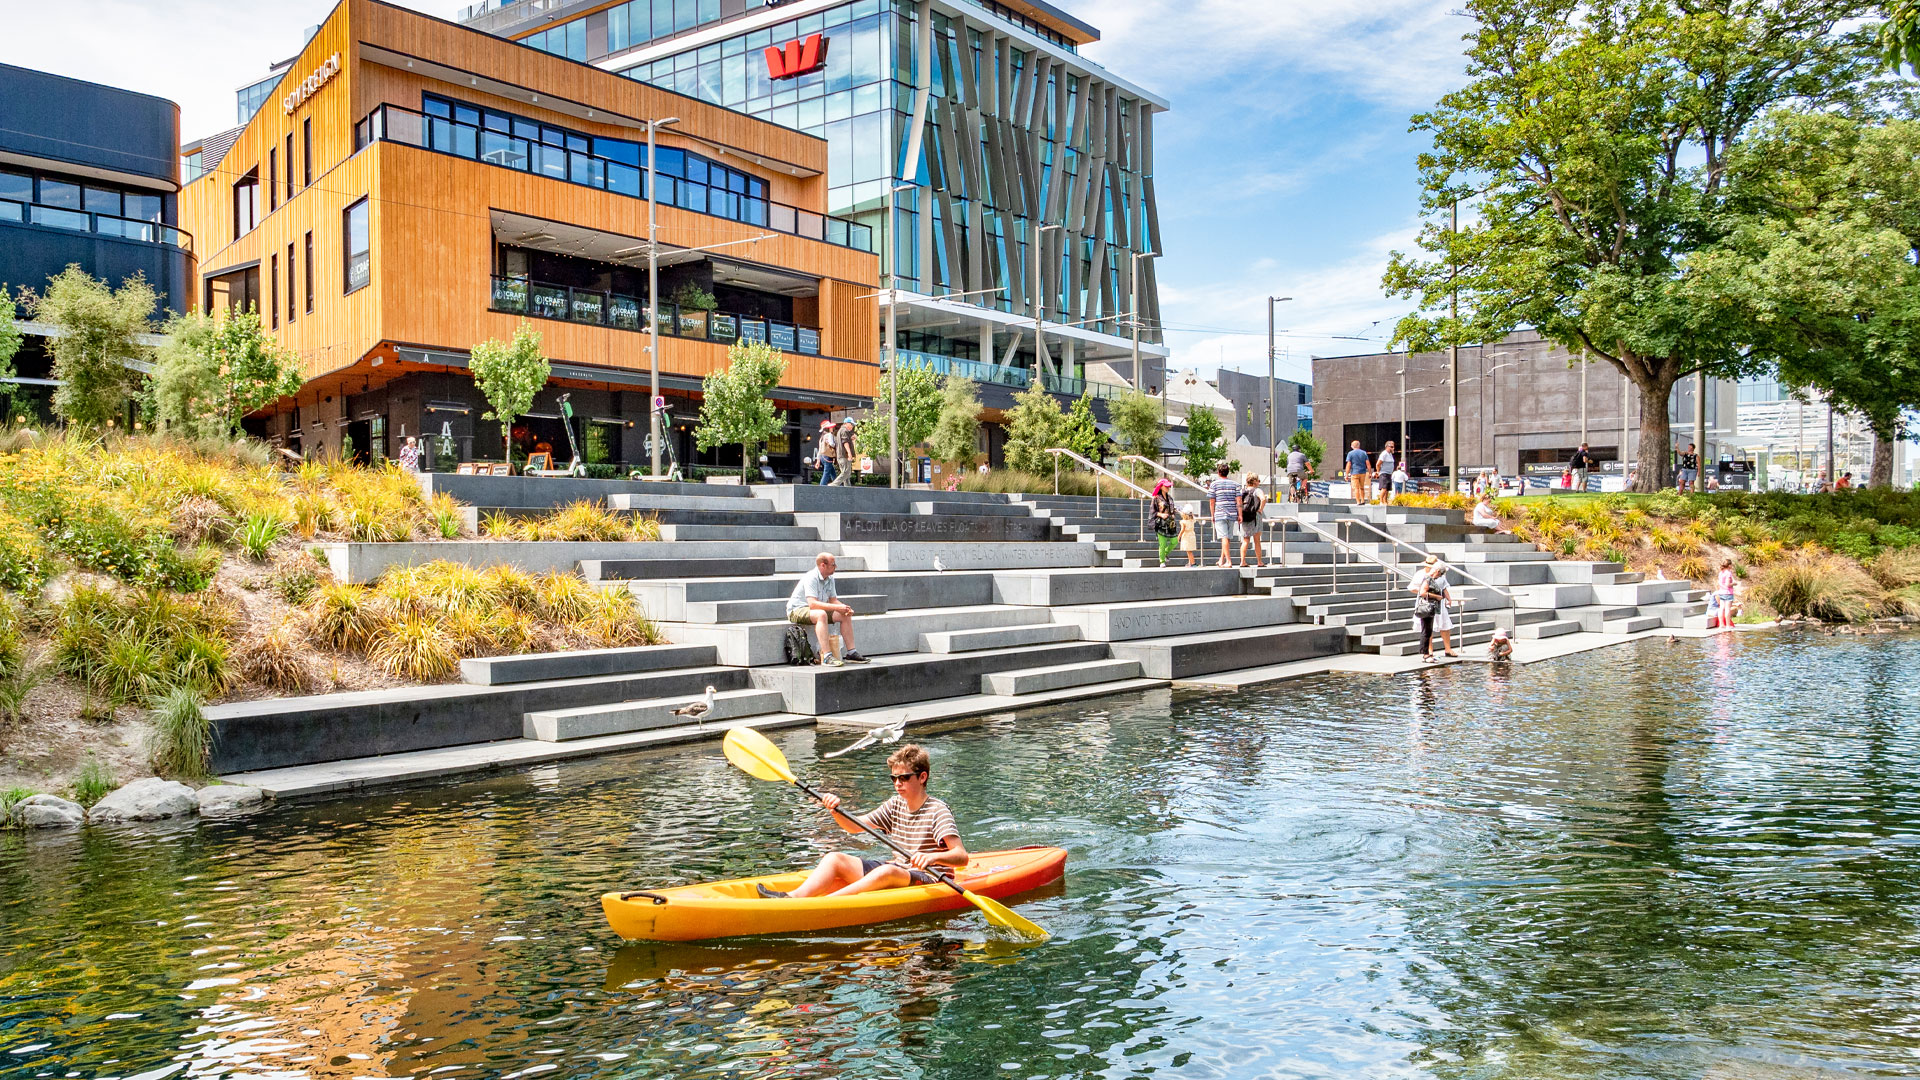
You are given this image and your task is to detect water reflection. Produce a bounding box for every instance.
[1,633,1919,1078]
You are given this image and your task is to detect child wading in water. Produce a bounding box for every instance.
[758,744,967,898]
[1177,510,1198,567]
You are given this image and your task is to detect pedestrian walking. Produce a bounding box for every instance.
[1344,440,1371,505]
[1150,479,1179,568]
[816,420,838,485]
[831,418,857,485]
[1207,462,1244,568]
[1376,441,1397,505]
[1238,473,1266,567]
[1177,510,1198,567]
[1431,561,1460,657]
[1410,554,1446,663]
[397,435,422,473]
[1569,442,1594,493]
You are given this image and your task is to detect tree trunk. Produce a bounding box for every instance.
[1871,425,1896,489]
[503,422,513,471]
[1631,378,1676,493]
[741,442,752,481]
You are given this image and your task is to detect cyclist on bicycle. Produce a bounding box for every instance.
[1285,446,1310,502]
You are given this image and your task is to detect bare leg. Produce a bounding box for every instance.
[1218,534,1231,567]
[828,861,915,897]
[789,852,865,897]
[810,609,832,658]
[835,609,856,651]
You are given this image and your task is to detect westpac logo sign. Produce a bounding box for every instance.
[764,33,828,80]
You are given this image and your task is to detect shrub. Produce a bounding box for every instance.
[368,612,458,680]
[483,565,538,609]
[533,501,629,542]
[1869,547,1920,589]
[1675,555,1711,582]
[271,550,328,606]
[480,510,524,539]
[0,665,39,728]
[531,571,596,622]
[412,560,493,614]
[1602,545,1629,565]
[1745,540,1786,566]
[308,581,381,650]
[236,617,317,693]
[238,511,290,561]
[148,685,212,779]
[574,587,661,647]
[69,758,113,807]
[1750,551,1880,623]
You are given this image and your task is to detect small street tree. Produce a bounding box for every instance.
[695,339,786,479]
[1182,406,1226,479]
[0,291,23,424]
[927,374,982,476]
[1061,391,1104,463]
[29,265,156,430]
[1287,427,1326,475]
[1002,383,1066,474]
[1107,387,1165,485]
[855,360,941,471]
[152,308,301,439]
[470,321,550,463]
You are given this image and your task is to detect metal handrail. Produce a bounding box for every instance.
[1119,454,1248,555]
[1312,511,1517,608]
[1046,448,1149,541]
[1282,514,1408,621]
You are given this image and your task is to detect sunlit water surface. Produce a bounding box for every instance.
[3,630,1919,1079]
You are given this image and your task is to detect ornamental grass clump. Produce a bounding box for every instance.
[368,612,460,681]
[236,616,317,694]
[147,685,213,780]
[1750,550,1880,623]
[51,583,234,706]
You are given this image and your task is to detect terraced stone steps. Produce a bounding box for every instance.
[983,658,1142,695]
[1109,623,1348,679]
[659,523,822,542]
[1049,595,1296,641]
[581,558,777,581]
[460,643,717,686]
[524,688,787,741]
[919,623,1084,653]
[661,604,1057,666]
[750,641,1112,713]
[684,593,890,624]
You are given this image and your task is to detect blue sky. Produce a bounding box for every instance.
[4,0,1471,388]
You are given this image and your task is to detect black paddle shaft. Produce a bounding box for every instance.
[792,778,969,898]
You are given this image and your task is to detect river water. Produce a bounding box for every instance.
[3,631,1919,1079]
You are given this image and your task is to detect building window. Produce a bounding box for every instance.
[343,198,369,293]
[304,231,315,312]
[286,133,295,202]
[287,242,296,323]
[303,119,313,187]
[269,148,277,211]
[270,253,279,329]
[233,167,260,239]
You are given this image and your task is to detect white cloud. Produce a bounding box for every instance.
[1085,0,1472,109]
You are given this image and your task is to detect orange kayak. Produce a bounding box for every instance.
[601,846,1066,941]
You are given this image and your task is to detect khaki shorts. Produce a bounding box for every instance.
[788,609,817,625]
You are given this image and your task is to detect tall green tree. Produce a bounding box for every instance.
[1060,392,1105,462]
[1182,406,1226,479]
[927,374,983,475]
[0,291,23,425]
[151,308,301,439]
[1885,0,1920,73]
[1107,387,1166,485]
[1382,0,1879,491]
[29,265,156,430]
[1722,112,1920,487]
[1002,382,1066,474]
[470,321,550,463]
[695,340,786,479]
[855,360,941,468]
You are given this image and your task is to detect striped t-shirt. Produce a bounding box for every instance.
[858,795,960,855]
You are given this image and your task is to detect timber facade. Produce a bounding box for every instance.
[180,0,879,473]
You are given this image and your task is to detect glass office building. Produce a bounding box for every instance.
[462,0,1170,406]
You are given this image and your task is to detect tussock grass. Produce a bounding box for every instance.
[147,685,212,780]
[236,617,317,694]
[69,757,113,806]
[1751,550,1881,623]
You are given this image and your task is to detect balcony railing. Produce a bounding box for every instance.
[490,276,823,356]
[0,198,192,252]
[358,103,874,253]
[892,348,1129,399]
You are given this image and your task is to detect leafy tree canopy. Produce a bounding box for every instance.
[1003,383,1067,474]
[1107,388,1166,484]
[152,307,301,440]
[855,360,941,466]
[1288,427,1326,472]
[28,265,156,430]
[927,374,983,472]
[471,321,550,461]
[695,340,786,478]
[1060,392,1105,463]
[1182,406,1227,479]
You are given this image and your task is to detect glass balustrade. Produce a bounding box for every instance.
[489,275,823,357]
[358,103,873,253]
[889,348,1128,398]
[0,197,192,252]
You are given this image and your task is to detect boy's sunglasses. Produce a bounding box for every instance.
[889,771,923,783]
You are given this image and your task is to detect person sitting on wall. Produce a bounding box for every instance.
[786,552,868,666]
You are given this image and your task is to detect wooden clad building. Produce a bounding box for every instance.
[179,0,880,472]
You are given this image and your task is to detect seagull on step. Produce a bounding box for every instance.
[672,685,717,724]
[934,556,948,572]
[823,716,908,758]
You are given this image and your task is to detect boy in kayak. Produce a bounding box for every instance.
[758,744,968,898]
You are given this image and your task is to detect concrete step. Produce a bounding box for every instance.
[628,571,998,622]
[750,641,1112,714]
[1545,561,1629,582]
[1552,604,1642,632]
[1592,580,1695,606]
[1376,629,1498,656]
[459,643,718,686]
[1109,623,1349,679]
[684,593,889,624]
[607,493,776,512]
[1050,595,1296,642]
[920,622,1084,653]
[582,558,777,581]
[1604,615,1665,634]
[1428,547,1557,563]
[983,658,1142,695]
[909,500,1033,517]
[797,511,1055,544]
[992,567,1244,606]
[660,604,1055,666]
[1515,619,1581,639]
[1512,583,1594,609]
[524,688,787,742]
[658,524,821,541]
[646,508,803,526]
[1362,618,1498,648]
[1642,600,1710,628]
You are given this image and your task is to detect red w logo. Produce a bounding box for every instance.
[765,33,828,80]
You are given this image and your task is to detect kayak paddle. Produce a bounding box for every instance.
[721,726,1048,942]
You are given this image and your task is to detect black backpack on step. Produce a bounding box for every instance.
[783,623,817,665]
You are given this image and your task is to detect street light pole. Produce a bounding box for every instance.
[1448,199,1460,493]
[1266,295,1291,485]
[645,115,681,479]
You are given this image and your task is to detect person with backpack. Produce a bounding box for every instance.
[1237,473,1267,568]
[1206,462,1244,568]
[786,552,868,666]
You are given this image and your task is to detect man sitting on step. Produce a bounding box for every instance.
[787,552,870,665]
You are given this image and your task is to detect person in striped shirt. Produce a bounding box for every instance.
[759,744,968,898]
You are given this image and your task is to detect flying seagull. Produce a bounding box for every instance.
[672,685,717,724]
[823,716,908,758]
[934,556,948,572]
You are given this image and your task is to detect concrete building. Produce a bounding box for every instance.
[1311,330,1737,482]
[459,0,1171,417]
[0,63,194,420]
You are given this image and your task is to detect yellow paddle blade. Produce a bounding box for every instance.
[961,888,1049,942]
[723,727,796,783]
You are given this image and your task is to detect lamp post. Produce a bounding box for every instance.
[1265,296,1291,484]
[1447,198,1460,492]
[644,115,680,479]
[1130,250,1158,391]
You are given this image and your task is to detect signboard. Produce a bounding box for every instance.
[284,53,341,114]
[765,33,829,80]
[710,313,738,343]
[769,323,797,353]
[796,327,821,355]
